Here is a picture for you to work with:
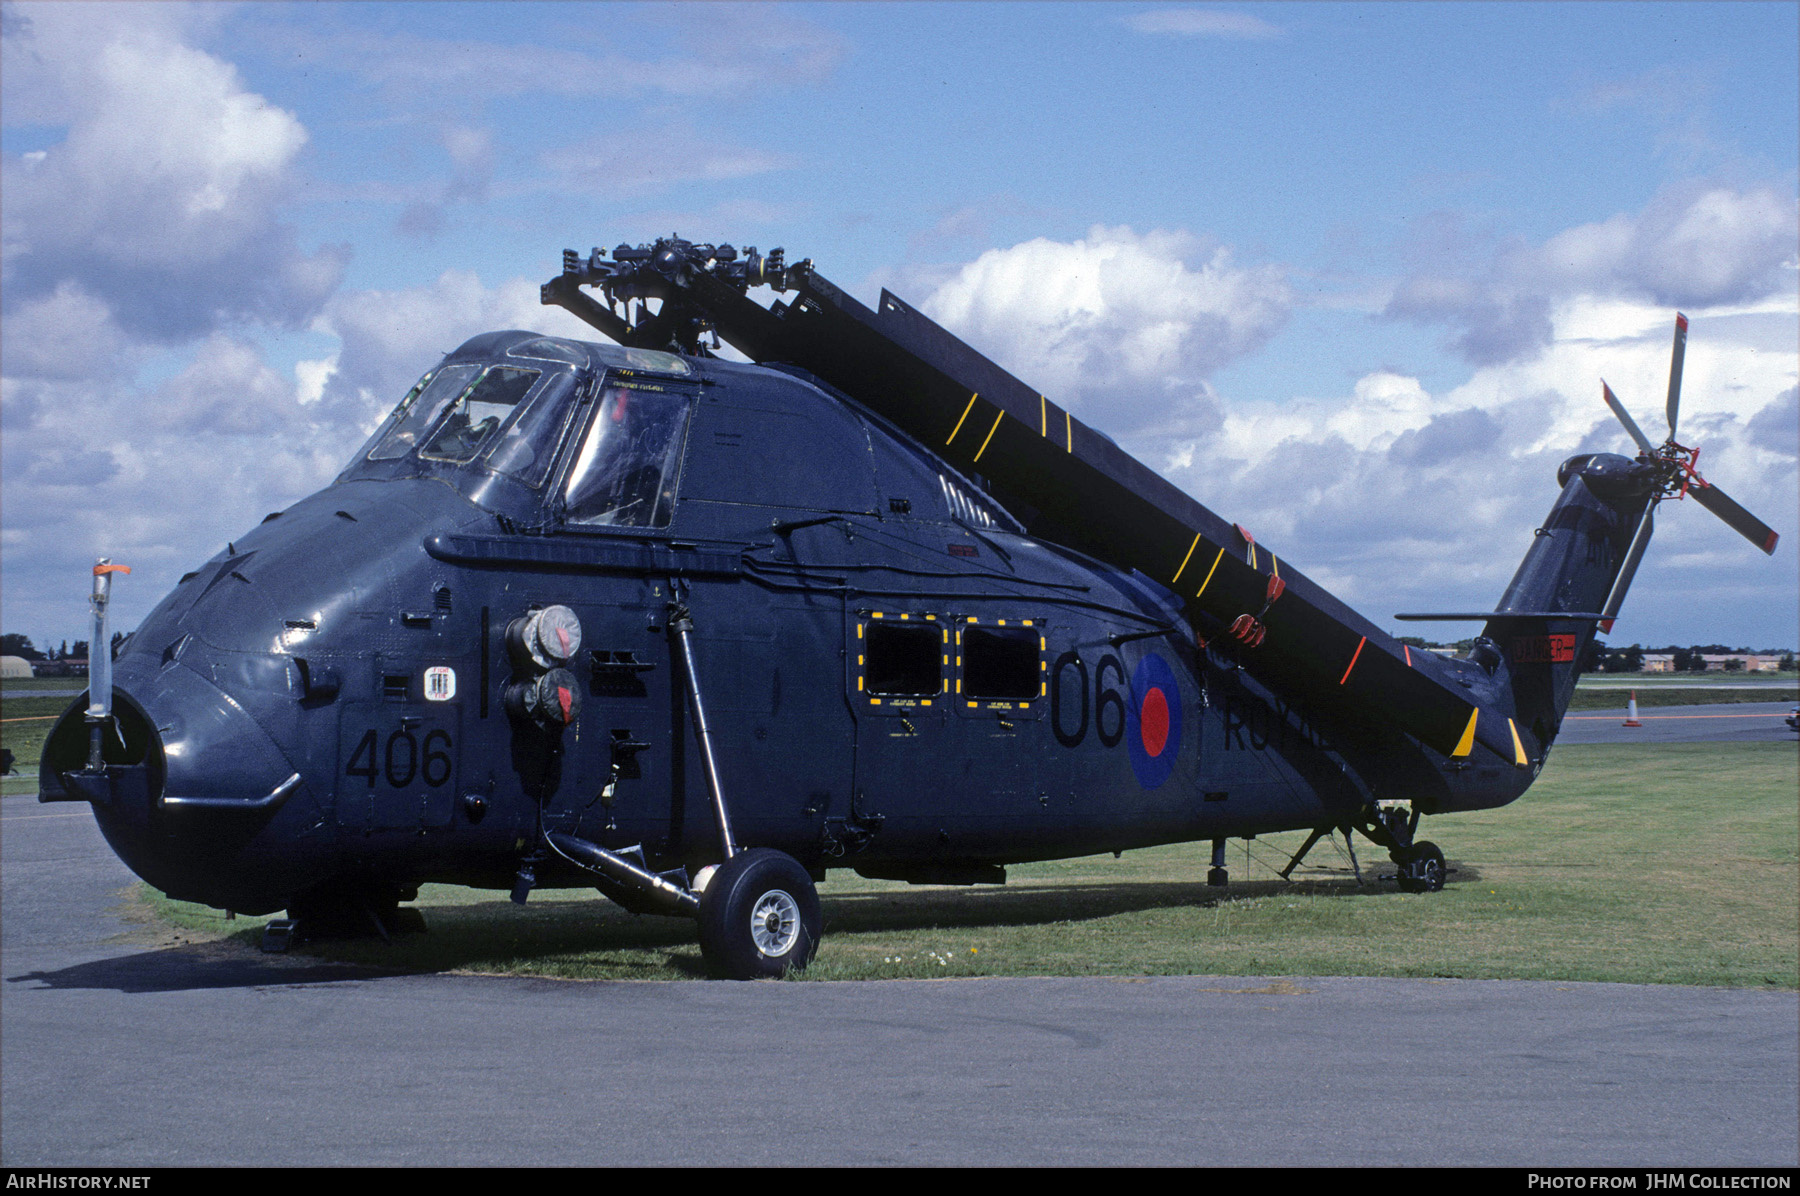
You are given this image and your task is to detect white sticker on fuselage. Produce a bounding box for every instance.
[424,666,456,701]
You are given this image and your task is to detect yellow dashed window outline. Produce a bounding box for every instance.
[855,611,944,710]
[955,616,1047,718]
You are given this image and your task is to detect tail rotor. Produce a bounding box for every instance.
[1598,313,1780,560]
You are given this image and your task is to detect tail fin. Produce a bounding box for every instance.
[1482,452,1656,749]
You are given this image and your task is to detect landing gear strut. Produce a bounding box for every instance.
[540,595,824,980]
[1364,805,1448,893]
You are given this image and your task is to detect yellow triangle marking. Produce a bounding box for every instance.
[1451,708,1479,758]
[1508,718,1529,768]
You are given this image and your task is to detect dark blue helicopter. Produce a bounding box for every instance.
[41,238,1779,979]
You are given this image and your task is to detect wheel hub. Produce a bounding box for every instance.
[750,889,800,957]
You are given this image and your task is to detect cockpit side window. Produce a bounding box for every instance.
[418,367,542,464]
[561,384,692,529]
[366,364,480,461]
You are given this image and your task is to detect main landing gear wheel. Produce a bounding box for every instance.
[697,848,822,980]
[1394,841,1446,893]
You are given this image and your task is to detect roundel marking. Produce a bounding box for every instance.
[1140,687,1170,757]
[1125,653,1182,789]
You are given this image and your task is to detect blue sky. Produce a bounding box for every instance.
[3,1,1796,652]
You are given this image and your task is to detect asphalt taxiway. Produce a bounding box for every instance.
[1557,700,1798,745]
[3,783,1795,1167]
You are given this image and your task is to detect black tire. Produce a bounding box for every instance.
[697,848,822,980]
[1395,841,1447,894]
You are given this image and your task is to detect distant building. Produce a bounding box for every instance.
[1587,652,1787,673]
[1700,654,1782,672]
[32,658,88,677]
[0,656,34,679]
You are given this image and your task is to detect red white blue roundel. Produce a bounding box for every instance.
[1126,653,1182,789]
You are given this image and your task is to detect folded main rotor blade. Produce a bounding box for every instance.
[1665,313,1688,442]
[1601,382,1657,455]
[1690,480,1780,555]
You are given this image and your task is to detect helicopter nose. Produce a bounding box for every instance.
[40,658,313,912]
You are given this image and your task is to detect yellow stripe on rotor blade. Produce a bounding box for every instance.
[1194,547,1226,599]
[1508,718,1529,768]
[1065,410,1073,452]
[1171,533,1202,584]
[974,410,1005,461]
[1040,394,1047,436]
[947,393,979,445]
[1451,708,1480,758]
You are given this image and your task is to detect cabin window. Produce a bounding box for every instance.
[956,619,1046,713]
[419,367,542,464]
[962,625,1040,700]
[562,385,692,528]
[863,621,942,697]
[366,364,480,461]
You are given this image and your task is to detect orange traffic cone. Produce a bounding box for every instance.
[1623,691,1642,728]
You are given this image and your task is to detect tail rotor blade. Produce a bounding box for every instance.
[1602,382,1657,454]
[1665,313,1688,442]
[1690,479,1780,555]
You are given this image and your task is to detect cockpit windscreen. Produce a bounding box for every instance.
[366,364,480,461]
[419,367,541,464]
[352,363,581,490]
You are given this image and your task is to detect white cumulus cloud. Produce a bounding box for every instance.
[920,225,1290,437]
[1386,184,1798,366]
[1,2,345,342]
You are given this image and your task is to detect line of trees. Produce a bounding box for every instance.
[1,633,108,661]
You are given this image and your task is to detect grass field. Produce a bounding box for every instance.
[0,689,78,795]
[142,740,1798,989]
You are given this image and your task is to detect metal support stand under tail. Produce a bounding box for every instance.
[1342,827,1363,885]
[1279,826,1331,880]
